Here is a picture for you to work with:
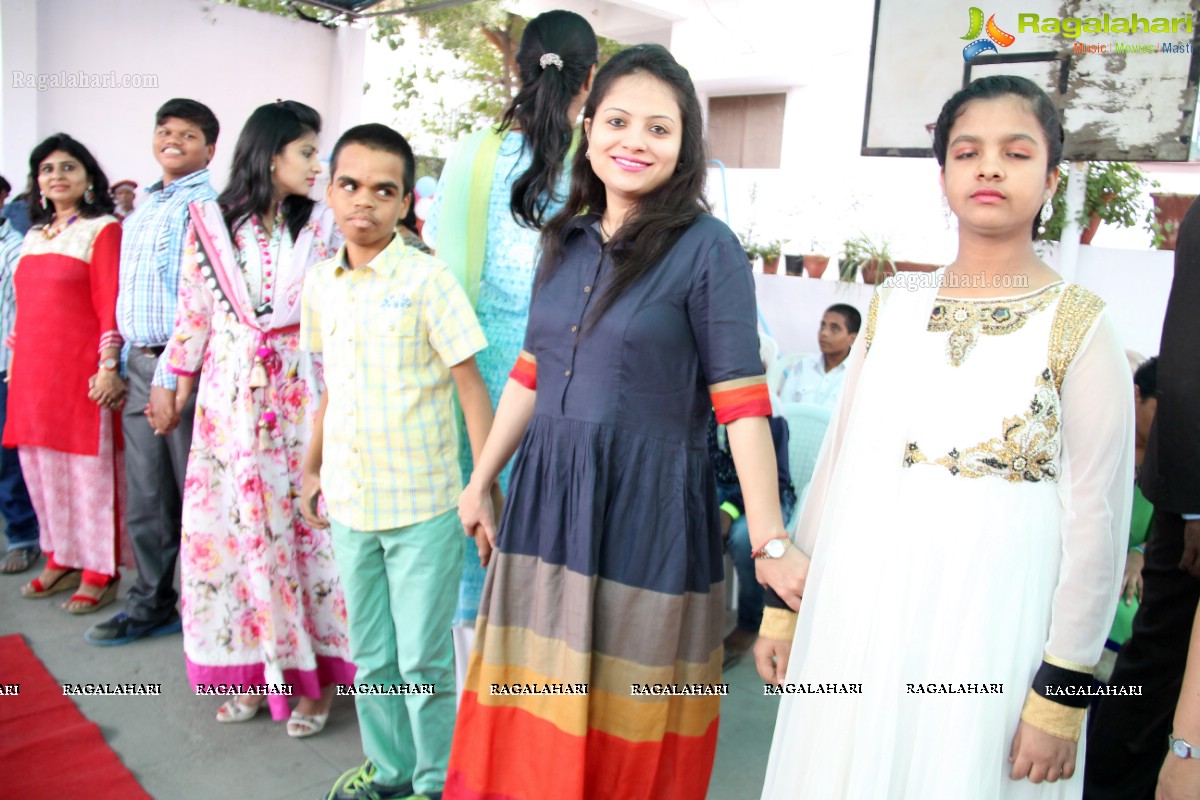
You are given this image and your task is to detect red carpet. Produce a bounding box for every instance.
[0,634,151,798]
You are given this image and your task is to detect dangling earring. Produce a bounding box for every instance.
[1038,196,1053,234]
[84,184,95,205]
[39,194,49,211]
[941,195,952,229]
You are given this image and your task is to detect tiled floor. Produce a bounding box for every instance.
[0,568,776,799]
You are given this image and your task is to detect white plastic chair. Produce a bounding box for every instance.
[779,402,832,529]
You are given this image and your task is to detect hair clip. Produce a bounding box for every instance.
[539,53,564,71]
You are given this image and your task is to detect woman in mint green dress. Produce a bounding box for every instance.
[423,10,598,681]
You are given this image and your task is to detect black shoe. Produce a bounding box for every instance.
[84,610,182,646]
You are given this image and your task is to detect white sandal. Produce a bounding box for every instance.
[286,709,329,738]
[215,697,262,723]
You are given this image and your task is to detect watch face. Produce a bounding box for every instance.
[765,539,788,558]
[1173,738,1191,758]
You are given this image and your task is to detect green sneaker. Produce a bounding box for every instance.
[323,761,413,800]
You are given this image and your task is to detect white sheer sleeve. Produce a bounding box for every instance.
[1047,309,1134,666]
[1021,307,1134,741]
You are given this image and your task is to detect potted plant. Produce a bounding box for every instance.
[838,233,895,285]
[803,254,830,278]
[740,231,782,274]
[758,240,781,274]
[1042,162,1154,244]
[794,237,830,279]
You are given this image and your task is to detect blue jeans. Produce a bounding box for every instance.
[0,371,39,551]
[726,493,795,633]
[728,515,761,632]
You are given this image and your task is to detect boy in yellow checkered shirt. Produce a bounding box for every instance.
[300,124,495,800]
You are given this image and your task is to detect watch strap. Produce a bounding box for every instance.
[752,535,789,559]
[1170,736,1200,758]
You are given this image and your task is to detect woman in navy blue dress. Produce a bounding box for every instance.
[446,45,807,800]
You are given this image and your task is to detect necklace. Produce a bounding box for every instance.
[41,214,79,240]
[238,208,283,316]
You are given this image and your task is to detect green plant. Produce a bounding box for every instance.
[1147,215,1178,249]
[838,233,894,282]
[758,240,782,262]
[1042,162,1155,242]
[740,231,781,262]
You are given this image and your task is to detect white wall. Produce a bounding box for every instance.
[0,0,363,196]
[1069,246,1175,358]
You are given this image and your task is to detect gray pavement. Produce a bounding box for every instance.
[0,567,775,799]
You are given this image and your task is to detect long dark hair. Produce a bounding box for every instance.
[932,75,1064,240]
[218,100,320,241]
[498,10,597,229]
[27,133,114,225]
[539,44,709,324]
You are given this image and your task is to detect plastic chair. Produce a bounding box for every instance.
[779,402,832,523]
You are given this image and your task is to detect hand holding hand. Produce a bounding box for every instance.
[146,385,180,435]
[300,469,329,529]
[89,370,126,409]
[1009,721,1077,783]
[459,480,497,548]
[754,545,809,611]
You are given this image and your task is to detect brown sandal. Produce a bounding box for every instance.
[63,578,120,615]
[21,568,81,598]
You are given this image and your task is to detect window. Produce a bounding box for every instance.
[707,93,786,169]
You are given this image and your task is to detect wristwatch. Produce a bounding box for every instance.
[98,357,118,371]
[1170,735,1200,759]
[755,537,791,559]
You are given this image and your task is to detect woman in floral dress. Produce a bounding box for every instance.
[166,101,351,737]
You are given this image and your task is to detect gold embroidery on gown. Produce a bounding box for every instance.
[904,283,1105,483]
[927,283,1063,367]
[864,291,881,354]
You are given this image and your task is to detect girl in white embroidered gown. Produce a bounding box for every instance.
[754,76,1133,798]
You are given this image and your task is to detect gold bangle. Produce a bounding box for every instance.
[759,607,798,641]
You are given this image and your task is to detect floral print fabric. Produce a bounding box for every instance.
[168,217,352,719]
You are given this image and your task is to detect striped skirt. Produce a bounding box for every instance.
[445,415,725,799]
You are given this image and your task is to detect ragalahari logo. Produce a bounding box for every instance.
[962,7,1016,62]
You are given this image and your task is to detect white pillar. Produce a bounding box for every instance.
[1057,161,1088,282]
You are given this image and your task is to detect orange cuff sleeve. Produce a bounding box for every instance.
[510,351,537,390]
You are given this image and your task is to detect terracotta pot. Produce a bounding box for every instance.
[762,256,780,274]
[1080,214,1102,245]
[895,260,939,273]
[1151,193,1197,250]
[803,254,829,279]
[859,259,895,285]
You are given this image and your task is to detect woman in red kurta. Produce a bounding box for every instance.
[4,134,130,614]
